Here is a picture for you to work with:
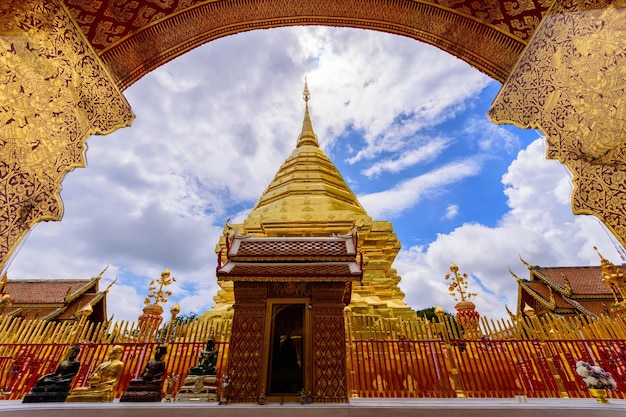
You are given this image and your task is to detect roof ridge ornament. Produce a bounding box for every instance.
[297,77,319,148]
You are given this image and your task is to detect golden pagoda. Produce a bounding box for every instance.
[207,80,415,320]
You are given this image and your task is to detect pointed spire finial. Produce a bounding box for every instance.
[303,76,310,103]
[297,77,319,148]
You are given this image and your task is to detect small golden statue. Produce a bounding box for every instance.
[65,345,124,402]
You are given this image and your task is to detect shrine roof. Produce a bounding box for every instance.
[1,278,108,321]
[217,261,362,281]
[517,263,619,318]
[227,234,357,261]
[3,279,99,304]
[531,266,615,297]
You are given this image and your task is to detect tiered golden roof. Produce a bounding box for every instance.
[207,81,415,319]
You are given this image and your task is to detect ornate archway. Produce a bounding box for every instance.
[1,0,625,270]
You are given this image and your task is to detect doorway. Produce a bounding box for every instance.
[266,302,307,396]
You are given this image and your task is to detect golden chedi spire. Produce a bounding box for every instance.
[243,78,366,236]
[206,81,415,321]
[297,77,319,148]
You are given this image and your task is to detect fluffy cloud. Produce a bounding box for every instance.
[358,157,484,219]
[396,138,623,319]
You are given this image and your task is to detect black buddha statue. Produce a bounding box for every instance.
[120,345,167,402]
[23,345,81,403]
[189,337,217,376]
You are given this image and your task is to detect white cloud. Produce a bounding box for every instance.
[443,204,459,220]
[361,137,450,178]
[358,158,483,218]
[464,117,521,154]
[395,138,623,319]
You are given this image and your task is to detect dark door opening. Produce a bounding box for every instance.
[267,303,304,395]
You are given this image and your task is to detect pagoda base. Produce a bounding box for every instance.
[175,375,218,402]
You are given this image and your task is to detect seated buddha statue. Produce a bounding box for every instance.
[175,336,219,402]
[65,345,124,402]
[189,336,217,376]
[120,345,167,402]
[23,345,81,403]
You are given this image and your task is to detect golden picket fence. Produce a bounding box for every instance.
[0,313,625,401]
[0,316,232,400]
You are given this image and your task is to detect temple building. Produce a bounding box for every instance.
[206,82,417,402]
[0,271,110,322]
[512,250,626,319]
[206,81,416,323]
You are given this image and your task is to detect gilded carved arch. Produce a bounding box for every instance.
[1,0,626,271]
[64,0,549,89]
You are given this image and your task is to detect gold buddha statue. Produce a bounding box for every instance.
[65,345,124,402]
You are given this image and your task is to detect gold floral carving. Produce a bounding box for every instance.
[488,2,626,248]
[0,0,134,270]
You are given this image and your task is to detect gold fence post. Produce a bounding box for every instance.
[526,309,569,398]
[435,305,466,398]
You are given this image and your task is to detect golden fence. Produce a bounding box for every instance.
[0,314,625,401]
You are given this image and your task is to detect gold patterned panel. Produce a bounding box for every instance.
[95,0,528,89]
[312,312,348,402]
[488,1,626,248]
[64,0,548,54]
[0,0,134,270]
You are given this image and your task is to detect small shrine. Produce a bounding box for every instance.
[512,249,626,318]
[217,232,362,403]
[0,269,111,322]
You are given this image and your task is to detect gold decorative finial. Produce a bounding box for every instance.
[0,271,6,293]
[297,77,319,148]
[595,246,626,303]
[445,263,477,302]
[303,76,311,102]
[80,303,93,318]
[170,302,181,316]
[144,268,176,306]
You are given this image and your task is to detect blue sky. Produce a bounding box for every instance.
[6,26,624,322]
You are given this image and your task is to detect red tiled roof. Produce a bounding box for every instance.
[4,279,96,304]
[1,278,106,321]
[533,266,615,296]
[519,264,620,318]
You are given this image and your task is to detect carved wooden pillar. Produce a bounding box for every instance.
[227,282,267,402]
[311,283,348,402]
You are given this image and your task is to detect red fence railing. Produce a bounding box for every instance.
[1,338,625,401]
[346,339,626,400]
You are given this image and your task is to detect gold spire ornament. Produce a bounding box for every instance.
[139,269,176,341]
[595,246,626,317]
[446,264,481,340]
[144,268,176,306]
[297,77,319,148]
[445,263,477,302]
